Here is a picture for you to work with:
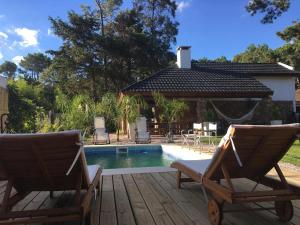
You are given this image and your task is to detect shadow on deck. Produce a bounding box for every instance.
[1,172,300,225]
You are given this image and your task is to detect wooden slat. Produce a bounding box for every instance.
[153,172,211,225]
[122,174,156,225]
[100,176,117,225]
[113,175,136,225]
[143,173,194,225]
[132,173,175,225]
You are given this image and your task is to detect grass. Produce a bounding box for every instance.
[282,141,300,166]
[201,136,300,167]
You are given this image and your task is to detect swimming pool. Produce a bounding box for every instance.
[85,145,176,169]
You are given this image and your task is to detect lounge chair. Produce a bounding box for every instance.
[0,130,101,225]
[135,117,150,144]
[171,124,300,225]
[93,117,110,144]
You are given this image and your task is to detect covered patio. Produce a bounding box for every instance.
[122,65,274,135]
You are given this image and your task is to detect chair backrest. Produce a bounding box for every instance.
[95,128,106,135]
[205,124,300,180]
[0,130,90,192]
[136,117,147,133]
[94,117,105,129]
[193,123,202,130]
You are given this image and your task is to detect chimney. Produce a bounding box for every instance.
[177,46,191,69]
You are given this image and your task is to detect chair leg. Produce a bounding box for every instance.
[176,171,182,189]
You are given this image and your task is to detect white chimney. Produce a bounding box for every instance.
[177,46,191,69]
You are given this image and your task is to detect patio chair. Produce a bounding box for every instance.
[203,122,217,145]
[181,123,202,145]
[93,117,110,144]
[0,130,101,225]
[135,117,150,144]
[171,124,300,225]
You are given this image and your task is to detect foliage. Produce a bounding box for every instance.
[270,104,282,120]
[152,91,188,130]
[47,0,178,100]
[246,0,290,24]
[96,93,121,128]
[195,56,230,63]
[36,112,61,133]
[6,78,56,133]
[276,22,300,71]
[0,61,17,79]
[19,53,51,82]
[121,95,148,124]
[56,93,96,133]
[233,44,277,63]
[6,79,39,132]
[204,103,217,121]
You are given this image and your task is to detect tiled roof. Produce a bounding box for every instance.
[192,62,300,76]
[123,66,274,98]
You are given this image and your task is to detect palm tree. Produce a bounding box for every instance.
[152,92,188,142]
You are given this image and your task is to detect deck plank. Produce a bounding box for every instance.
[113,175,136,225]
[91,176,102,225]
[100,175,117,225]
[122,174,156,225]
[142,173,194,225]
[2,171,300,225]
[132,173,175,225]
[153,172,211,225]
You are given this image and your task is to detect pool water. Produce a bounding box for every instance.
[85,145,175,169]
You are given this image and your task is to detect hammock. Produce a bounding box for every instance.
[209,100,260,124]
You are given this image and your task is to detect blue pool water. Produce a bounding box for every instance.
[85,145,175,169]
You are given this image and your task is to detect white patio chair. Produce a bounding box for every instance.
[203,122,217,145]
[135,117,150,144]
[93,117,110,144]
[182,123,202,146]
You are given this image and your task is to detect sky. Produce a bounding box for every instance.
[0,0,299,65]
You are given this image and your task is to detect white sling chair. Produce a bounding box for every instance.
[93,117,110,144]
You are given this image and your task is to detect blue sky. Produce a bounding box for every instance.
[0,0,299,64]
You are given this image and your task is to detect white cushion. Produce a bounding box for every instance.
[87,165,100,182]
[176,159,213,175]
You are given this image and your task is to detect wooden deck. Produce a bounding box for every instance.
[1,172,300,225]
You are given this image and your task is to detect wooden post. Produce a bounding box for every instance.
[196,98,206,122]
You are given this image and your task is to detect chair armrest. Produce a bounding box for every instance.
[181,130,186,135]
[188,129,193,134]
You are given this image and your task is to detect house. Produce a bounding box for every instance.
[122,46,300,134]
[0,75,8,133]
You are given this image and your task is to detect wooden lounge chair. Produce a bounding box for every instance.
[0,130,101,225]
[171,124,300,225]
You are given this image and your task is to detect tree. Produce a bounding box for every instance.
[0,61,17,79]
[276,22,300,71]
[152,91,188,142]
[133,0,178,74]
[233,44,277,63]
[19,53,51,82]
[195,56,230,63]
[6,79,39,132]
[246,0,290,24]
[48,1,179,100]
